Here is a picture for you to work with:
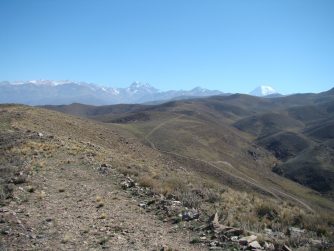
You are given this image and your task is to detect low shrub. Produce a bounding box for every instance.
[256,203,278,221]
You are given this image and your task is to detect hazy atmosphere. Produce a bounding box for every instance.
[1,0,333,93]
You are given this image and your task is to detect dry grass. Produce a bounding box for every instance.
[2,105,333,246]
[128,163,333,240]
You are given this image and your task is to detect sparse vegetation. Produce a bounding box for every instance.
[1,104,333,250]
[175,190,201,208]
[256,203,278,221]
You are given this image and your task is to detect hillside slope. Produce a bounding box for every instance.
[44,88,334,201]
[2,105,334,250]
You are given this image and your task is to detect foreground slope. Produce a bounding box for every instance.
[0,105,204,250]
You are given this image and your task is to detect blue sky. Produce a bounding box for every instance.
[1,0,333,94]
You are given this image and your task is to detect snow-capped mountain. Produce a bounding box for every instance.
[0,80,224,105]
[249,85,278,97]
[126,82,159,94]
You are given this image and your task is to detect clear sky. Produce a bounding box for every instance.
[1,0,333,94]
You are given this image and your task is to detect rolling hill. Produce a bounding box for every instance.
[2,100,334,249]
[45,88,334,201]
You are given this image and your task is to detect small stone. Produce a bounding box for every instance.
[231,236,238,242]
[139,203,146,208]
[310,239,323,248]
[264,242,275,250]
[182,209,200,221]
[96,196,102,202]
[212,212,219,225]
[249,241,262,249]
[96,202,104,208]
[121,177,135,189]
[1,229,9,235]
[82,228,89,234]
[288,227,305,238]
[99,237,108,245]
[38,191,46,199]
[264,228,273,235]
[239,235,257,245]
[99,213,107,219]
[209,241,219,247]
[27,186,35,193]
[61,233,71,244]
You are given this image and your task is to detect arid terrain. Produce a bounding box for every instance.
[1,100,334,250]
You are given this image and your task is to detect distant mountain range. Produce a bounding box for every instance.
[0,80,225,105]
[0,80,281,105]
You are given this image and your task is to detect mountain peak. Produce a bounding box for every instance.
[1,80,224,105]
[128,82,158,93]
[191,86,206,92]
[130,81,152,88]
[250,85,278,97]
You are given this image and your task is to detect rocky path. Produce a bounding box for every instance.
[1,149,204,250]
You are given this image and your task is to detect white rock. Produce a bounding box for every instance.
[239,235,257,245]
[249,241,262,249]
[264,242,275,250]
[231,236,239,242]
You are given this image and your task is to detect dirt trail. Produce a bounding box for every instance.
[144,115,314,213]
[2,145,203,250]
[144,115,184,148]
